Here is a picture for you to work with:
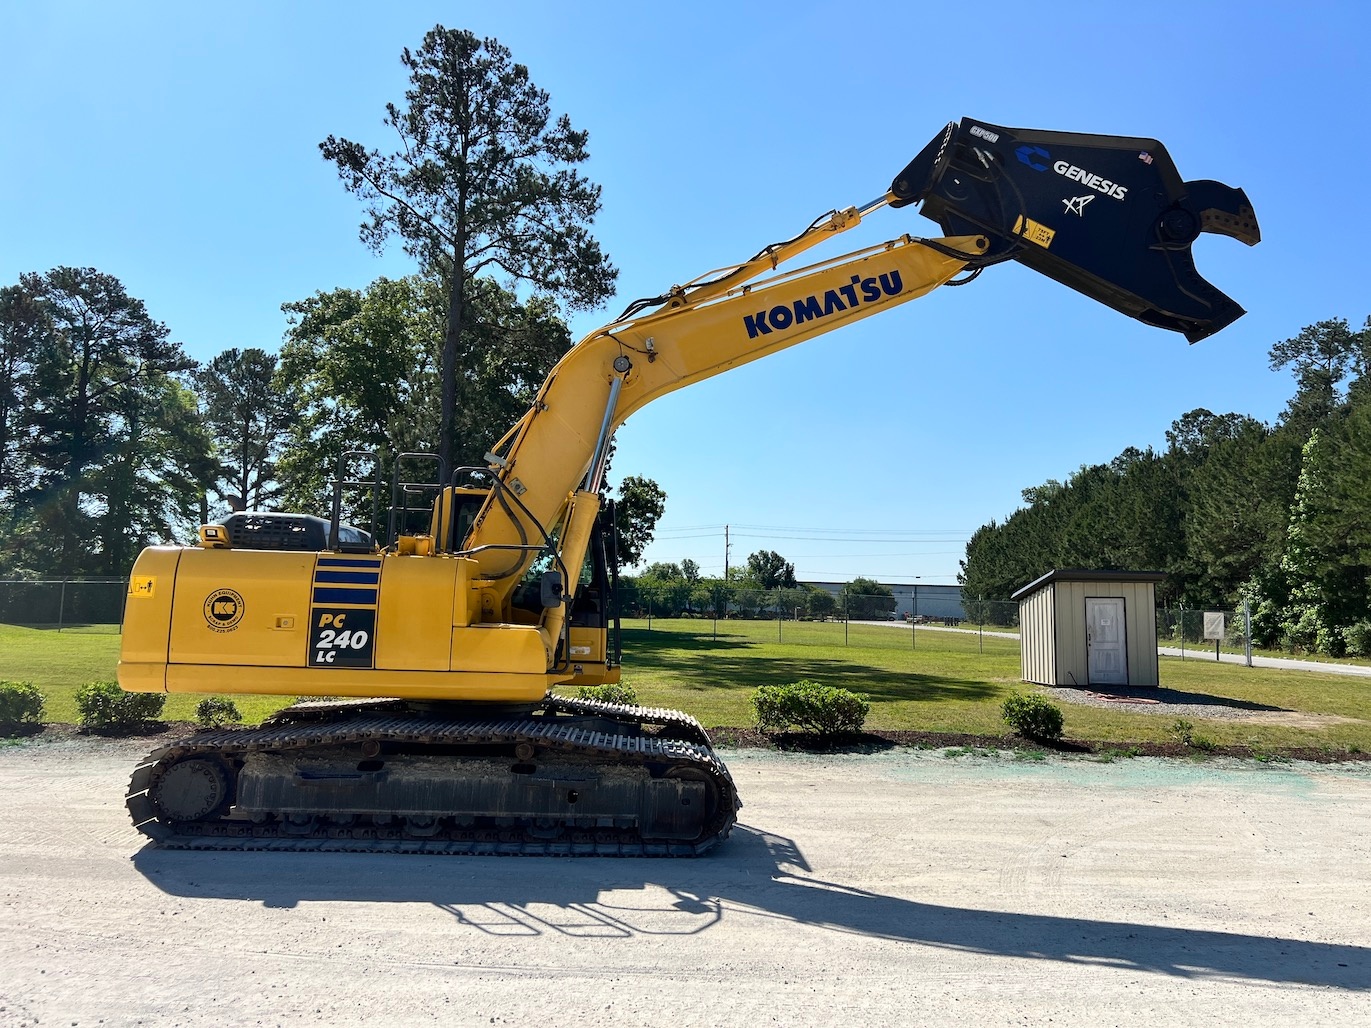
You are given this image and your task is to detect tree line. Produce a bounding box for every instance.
[0,267,590,576]
[619,549,896,620]
[959,316,1371,655]
[0,27,664,579]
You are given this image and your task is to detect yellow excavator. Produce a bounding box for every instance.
[120,119,1259,854]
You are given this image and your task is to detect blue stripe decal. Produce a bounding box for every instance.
[317,557,382,568]
[312,587,378,605]
[314,570,380,585]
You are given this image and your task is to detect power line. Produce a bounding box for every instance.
[653,523,973,539]
[729,540,965,548]
[755,550,966,558]
[655,530,970,543]
[727,523,973,535]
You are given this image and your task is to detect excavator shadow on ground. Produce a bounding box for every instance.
[132,824,1369,991]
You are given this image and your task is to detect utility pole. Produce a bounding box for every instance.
[723,525,731,621]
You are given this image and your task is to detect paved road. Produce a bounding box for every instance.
[2,739,1370,1026]
[1156,645,1371,677]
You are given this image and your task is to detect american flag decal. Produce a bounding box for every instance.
[1138,151,1154,165]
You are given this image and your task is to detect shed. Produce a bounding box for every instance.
[1012,569,1165,688]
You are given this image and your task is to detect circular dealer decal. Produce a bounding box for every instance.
[203,588,245,632]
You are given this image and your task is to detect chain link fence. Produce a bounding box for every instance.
[0,576,1263,665]
[1157,604,1256,664]
[618,586,1021,652]
[618,588,1264,665]
[0,579,128,633]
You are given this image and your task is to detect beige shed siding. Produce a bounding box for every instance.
[1019,584,1057,685]
[1054,580,1160,687]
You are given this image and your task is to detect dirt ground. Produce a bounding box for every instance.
[2,738,1370,1027]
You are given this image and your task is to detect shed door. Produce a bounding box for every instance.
[1086,597,1127,685]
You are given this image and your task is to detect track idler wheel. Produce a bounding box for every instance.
[150,757,233,822]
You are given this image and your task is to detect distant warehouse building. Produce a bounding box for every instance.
[1013,569,1164,688]
[801,581,965,621]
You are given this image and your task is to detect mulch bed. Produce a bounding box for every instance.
[706,726,1371,764]
[6,720,1368,765]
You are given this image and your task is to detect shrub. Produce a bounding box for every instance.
[0,681,44,726]
[751,680,869,735]
[1001,692,1064,742]
[1344,621,1371,658]
[1190,733,1217,752]
[75,681,165,729]
[575,683,639,706]
[195,696,243,728]
[1170,717,1216,751]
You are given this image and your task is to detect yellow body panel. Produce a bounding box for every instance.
[148,664,550,702]
[168,548,314,666]
[563,625,620,688]
[375,554,461,670]
[120,547,181,673]
[118,546,565,704]
[449,625,551,674]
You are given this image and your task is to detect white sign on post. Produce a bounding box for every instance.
[1203,612,1225,641]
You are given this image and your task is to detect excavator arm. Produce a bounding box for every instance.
[461,118,1259,648]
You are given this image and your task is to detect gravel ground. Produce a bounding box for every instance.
[1042,685,1362,728]
[2,737,1371,1026]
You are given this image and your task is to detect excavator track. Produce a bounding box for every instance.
[126,699,738,856]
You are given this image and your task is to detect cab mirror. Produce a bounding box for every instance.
[540,571,566,608]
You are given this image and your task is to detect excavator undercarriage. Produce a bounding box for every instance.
[128,696,739,855]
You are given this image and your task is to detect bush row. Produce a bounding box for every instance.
[575,683,639,706]
[0,681,44,725]
[5,677,1067,745]
[752,680,870,735]
[1000,692,1065,741]
[746,682,1068,742]
[74,681,166,727]
[580,679,877,738]
[0,680,246,732]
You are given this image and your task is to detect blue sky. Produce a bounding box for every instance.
[2,1,1364,585]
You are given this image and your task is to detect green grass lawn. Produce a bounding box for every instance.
[953,620,1371,669]
[1,618,1368,753]
[610,618,1371,752]
[0,624,293,725]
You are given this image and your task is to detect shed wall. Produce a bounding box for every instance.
[1018,584,1057,685]
[1053,580,1159,687]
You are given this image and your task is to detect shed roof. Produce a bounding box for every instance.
[1011,568,1167,601]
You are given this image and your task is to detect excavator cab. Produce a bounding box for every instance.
[392,459,622,686]
[892,119,1260,342]
[563,502,622,679]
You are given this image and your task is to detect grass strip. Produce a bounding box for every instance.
[1,619,1368,753]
